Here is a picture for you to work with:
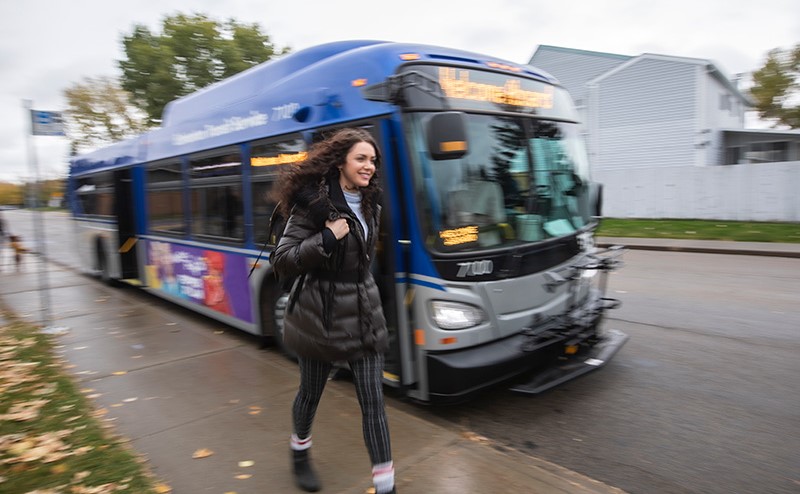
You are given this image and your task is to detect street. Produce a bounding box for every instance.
[3,209,799,494]
[425,248,800,494]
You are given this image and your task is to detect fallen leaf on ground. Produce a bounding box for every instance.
[73,470,91,482]
[192,448,214,459]
[460,431,489,443]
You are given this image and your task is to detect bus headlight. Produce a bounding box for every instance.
[430,301,486,330]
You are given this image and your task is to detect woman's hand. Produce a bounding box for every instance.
[325,218,350,240]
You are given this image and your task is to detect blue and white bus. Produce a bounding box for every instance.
[68,40,627,403]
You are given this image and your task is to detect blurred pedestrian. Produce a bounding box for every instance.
[9,234,29,270]
[270,128,395,493]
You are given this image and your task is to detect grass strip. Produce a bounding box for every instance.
[0,307,167,494]
[596,218,800,243]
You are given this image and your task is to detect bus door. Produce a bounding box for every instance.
[114,169,139,280]
[376,123,416,390]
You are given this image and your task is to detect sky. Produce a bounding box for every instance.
[0,0,797,183]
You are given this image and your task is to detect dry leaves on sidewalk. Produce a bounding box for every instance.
[192,448,214,459]
[0,311,163,492]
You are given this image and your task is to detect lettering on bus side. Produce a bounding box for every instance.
[456,260,494,277]
[271,103,300,122]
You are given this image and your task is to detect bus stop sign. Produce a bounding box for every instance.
[30,110,65,136]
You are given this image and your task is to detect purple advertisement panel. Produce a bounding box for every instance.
[145,240,253,323]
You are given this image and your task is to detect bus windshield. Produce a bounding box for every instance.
[405,113,592,253]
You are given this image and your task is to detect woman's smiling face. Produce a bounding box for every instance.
[339,141,377,191]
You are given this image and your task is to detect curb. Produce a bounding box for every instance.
[597,238,800,259]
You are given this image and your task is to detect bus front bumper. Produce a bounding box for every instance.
[425,325,628,403]
[507,328,628,394]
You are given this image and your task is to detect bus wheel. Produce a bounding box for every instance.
[96,240,111,285]
[259,285,296,360]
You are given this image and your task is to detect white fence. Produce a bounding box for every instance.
[594,161,800,222]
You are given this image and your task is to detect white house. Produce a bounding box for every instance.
[528,45,800,221]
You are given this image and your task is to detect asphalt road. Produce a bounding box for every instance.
[425,248,800,494]
[4,209,800,493]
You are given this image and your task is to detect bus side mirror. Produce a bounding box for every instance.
[426,112,469,160]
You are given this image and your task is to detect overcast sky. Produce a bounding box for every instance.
[0,0,797,183]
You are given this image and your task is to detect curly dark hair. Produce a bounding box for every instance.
[270,128,382,223]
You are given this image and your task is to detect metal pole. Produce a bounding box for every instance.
[23,99,54,328]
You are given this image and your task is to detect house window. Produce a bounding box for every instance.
[744,142,788,163]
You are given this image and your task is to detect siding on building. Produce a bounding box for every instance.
[529,45,629,108]
[526,45,800,221]
[591,57,698,170]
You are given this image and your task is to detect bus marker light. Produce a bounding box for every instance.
[486,61,522,72]
[440,337,457,345]
[352,78,368,87]
[400,53,420,61]
[565,345,579,355]
[440,140,467,153]
[414,329,425,345]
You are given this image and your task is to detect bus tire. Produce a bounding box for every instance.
[259,282,297,361]
[95,239,112,285]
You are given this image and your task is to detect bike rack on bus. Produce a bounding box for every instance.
[511,245,629,395]
[521,244,626,352]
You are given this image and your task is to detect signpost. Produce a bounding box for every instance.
[23,100,68,335]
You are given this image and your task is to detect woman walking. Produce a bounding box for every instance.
[270,128,396,493]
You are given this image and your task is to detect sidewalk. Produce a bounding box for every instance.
[0,257,625,494]
[597,236,800,258]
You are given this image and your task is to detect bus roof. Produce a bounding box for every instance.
[71,40,557,173]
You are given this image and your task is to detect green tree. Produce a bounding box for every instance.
[750,44,800,128]
[119,13,289,123]
[63,76,150,152]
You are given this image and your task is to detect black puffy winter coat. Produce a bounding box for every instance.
[270,178,387,362]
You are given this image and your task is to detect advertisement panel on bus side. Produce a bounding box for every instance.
[145,240,253,322]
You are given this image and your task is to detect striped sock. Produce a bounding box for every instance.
[290,433,312,451]
[372,461,394,493]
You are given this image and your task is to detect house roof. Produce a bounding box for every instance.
[530,45,753,106]
[531,45,631,62]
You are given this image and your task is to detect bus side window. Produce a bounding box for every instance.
[147,161,185,235]
[250,134,307,246]
[188,149,244,242]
